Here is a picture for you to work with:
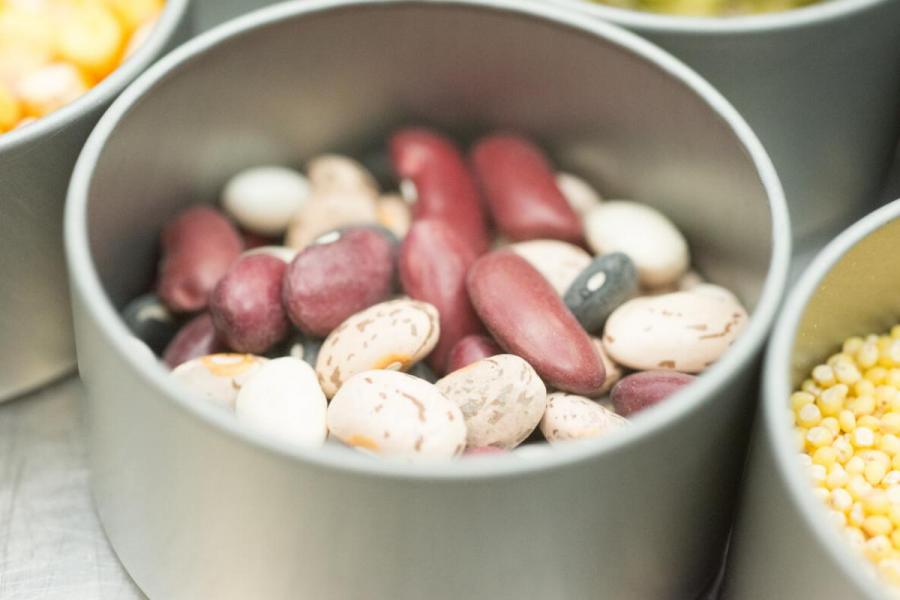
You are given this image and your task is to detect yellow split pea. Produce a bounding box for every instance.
[794,325,900,589]
[0,0,164,133]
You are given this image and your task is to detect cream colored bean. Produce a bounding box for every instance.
[375,193,411,239]
[235,357,327,448]
[327,370,466,460]
[222,166,310,236]
[171,353,267,410]
[306,154,379,198]
[436,354,547,449]
[315,298,440,397]
[509,239,591,295]
[556,172,602,215]
[584,201,689,288]
[587,337,623,397]
[540,392,627,443]
[285,192,377,251]
[603,291,747,373]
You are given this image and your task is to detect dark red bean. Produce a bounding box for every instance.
[399,220,483,373]
[446,334,502,373]
[209,254,289,353]
[283,227,395,337]
[157,206,243,312]
[470,133,582,243]
[162,313,226,368]
[611,371,696,416]
[464,447,508,457]
[242,230,278,250]
[466,250,604,394]
[390,128,489,254]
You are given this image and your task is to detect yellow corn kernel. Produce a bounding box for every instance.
[892,326,900,340]
[848,456,867,475]
[813,364,836,387]
[893,453,900,471]
[865,490,891,515]
[793,429,806,451]
[854,427,877,448]
[831,510,848,527]
[890,504,900,527]
[828,353,853,368]
[105,0,163,30]
[0,8,55,55]
[877,386,899,410]
[791,391,815,411]
[0,82,20,131]
[879,558,900,586]
[855,379,877,398]
[826,463,848,488]
[56,3,124,78]
[821,417,840,436]
[809,464,827,486]
[818,385,847,416]
[885,472,900,489]
[867,461,889,486]
[849,475,873,500]
[814,446,838,469]
[864,515,895,537]
[806,426,834,448]
[859,416,882,432]
[850,396,877,418]
[867,367,888,384]
[802,379,823,395]
[846,526,867,552]
[884,414,900,435]
[889,369,900,389]
[859,342,881,368]
[798,403,823,427]
[834,436,854,463]
[840,410,857,433]
[831,488,854,512]
[850,502,867,526]
[835,362,862,385]
[845,336,866,354]
[812,487,830,502]
[879,338,896,367]
[14,62,89,118]
[867,536,894,562]
[882,434,900,456]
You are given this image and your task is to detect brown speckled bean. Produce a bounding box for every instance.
[399,220,483,373]
[157,206,243,313]
[470,133,582,243]
[446,334,502,373]
[611,370,696,416]
[467,250,605,395]
[209,254,289,354]
[284,227,396,337]
[540,392,627,443]
[162,312,226,369]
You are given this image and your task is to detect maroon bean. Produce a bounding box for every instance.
[464,447,508,457]
[611,371,696,416]
[209,254,289,353]
[399,220,483,373]
[466,250,604,394]
[390,128,489,254]
[283,227,395,337]
[470,133,582,243]
[162,313,226,368]
[446,334,502,373]
[242,230,277,250]
[157,206,243,312]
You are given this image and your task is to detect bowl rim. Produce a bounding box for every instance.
[550,0,890,35]
[65,0,791,481]
[764,198,900,599]
[0,0,191,153]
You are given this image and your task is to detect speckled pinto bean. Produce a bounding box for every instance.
[389,127,489,254]
[400,220,483,373]
[611,370,696,416]
[157,206,243,312]
[436,354,547,449]
[209,254,289,354]
[509,239,591,296]
[540,392,628,443]
[327,370,466,460]
[172,353,268,410]
[162,312,226,369]
[466,250,605,395]
[470,133,582,244]
[284,227,396,338]
[446,334,502,373]
[315,298,440,397]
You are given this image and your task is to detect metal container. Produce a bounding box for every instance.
[65,1,790,598]
[552,0,900,247]
[194,0,281,30]
[0,0,192,402]
[724,200,900,599]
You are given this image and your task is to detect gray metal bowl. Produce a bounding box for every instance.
[724,199,900,599]
[551,0,900,247]
[65,1,790,598]
[0,0,192,403]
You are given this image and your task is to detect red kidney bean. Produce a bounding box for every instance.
[470,133,583,244]
[242,230,278,250]
[157,206,243,313]
[390,127,489,254]
[446,334,502,373]
[283,227,395,337]
[162,313,226,368]
[611,370,696,416]
[464,446,508,457]
[399,220,483,373]
[466,250,604,394]
[209,254,289,353]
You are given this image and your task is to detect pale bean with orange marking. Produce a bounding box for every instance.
[315,298,440,397]
[327,370,466,460]
[436,354,547,449]
[171,353,267,410]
